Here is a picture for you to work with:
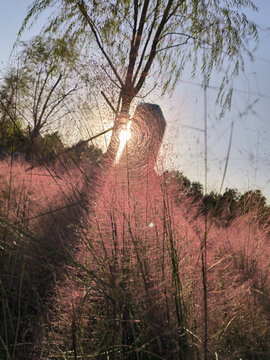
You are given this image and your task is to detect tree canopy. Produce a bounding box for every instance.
[20,35,78,141]
[20,0,258,119]
[0,36,79,159]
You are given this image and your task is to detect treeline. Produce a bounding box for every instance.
[165,170,269,226]
[0,112,103,166]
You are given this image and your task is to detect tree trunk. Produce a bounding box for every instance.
[120,85,136,116]
[120,95,132,116]
[25,127,40,162]
[104,89,134,164]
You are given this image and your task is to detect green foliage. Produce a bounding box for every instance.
[163,170,203,202]
[19,0,259,116]
[0,63,101,165]
[0,70,29,154]
[62,141,103,166]
[164,171,270,226]
[0,118,26,154]
[20,34,78,76]
[0,36,79,161]
[0,68,27,124]
[32,131,65,163]
[20,36,78,143]
[239,189,266,213]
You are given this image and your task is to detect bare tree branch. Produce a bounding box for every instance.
[37,73,63,128]
[159,31,196,40]
[76,0,124,88]
[100,65,122,89]
[134,0,177,94]
[41,85,78,127]
[34,66,55,126]
[132,0,161,86]
[33,67,43,121]
[132,0,139,48]
[126,0,150,92]
[101,90,117,114]
[156,36,193,53]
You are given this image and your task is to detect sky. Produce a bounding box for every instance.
[0,0,270,200]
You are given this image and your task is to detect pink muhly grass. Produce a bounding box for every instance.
[1,155,269,359]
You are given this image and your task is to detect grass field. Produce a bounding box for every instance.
[0,156,269,359]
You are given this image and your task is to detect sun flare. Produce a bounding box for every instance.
[115,120,132,164]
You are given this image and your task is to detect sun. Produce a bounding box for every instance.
[115,120,132,164]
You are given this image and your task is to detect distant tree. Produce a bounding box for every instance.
[217,188,240,222]
[162,170,203,207]
[20,0,258,122]
[0,69,28,154]
[33,131,65,163]
[169,170,190,187]
[163,170,269,226]
[0,118,26,156]
[201,188,242,223]
[163,170,189,188]
[0,70,21,122]
[202,190,218,217]
[190,181,203,201]
[64,141,103,165]
[17,36,78,159]
[238,189,267,216]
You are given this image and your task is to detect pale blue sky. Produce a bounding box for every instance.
[0,1,270,199]
[160,1,270,199]
[0,1,39,65]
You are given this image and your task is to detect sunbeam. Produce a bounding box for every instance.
[114,120,132,164]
